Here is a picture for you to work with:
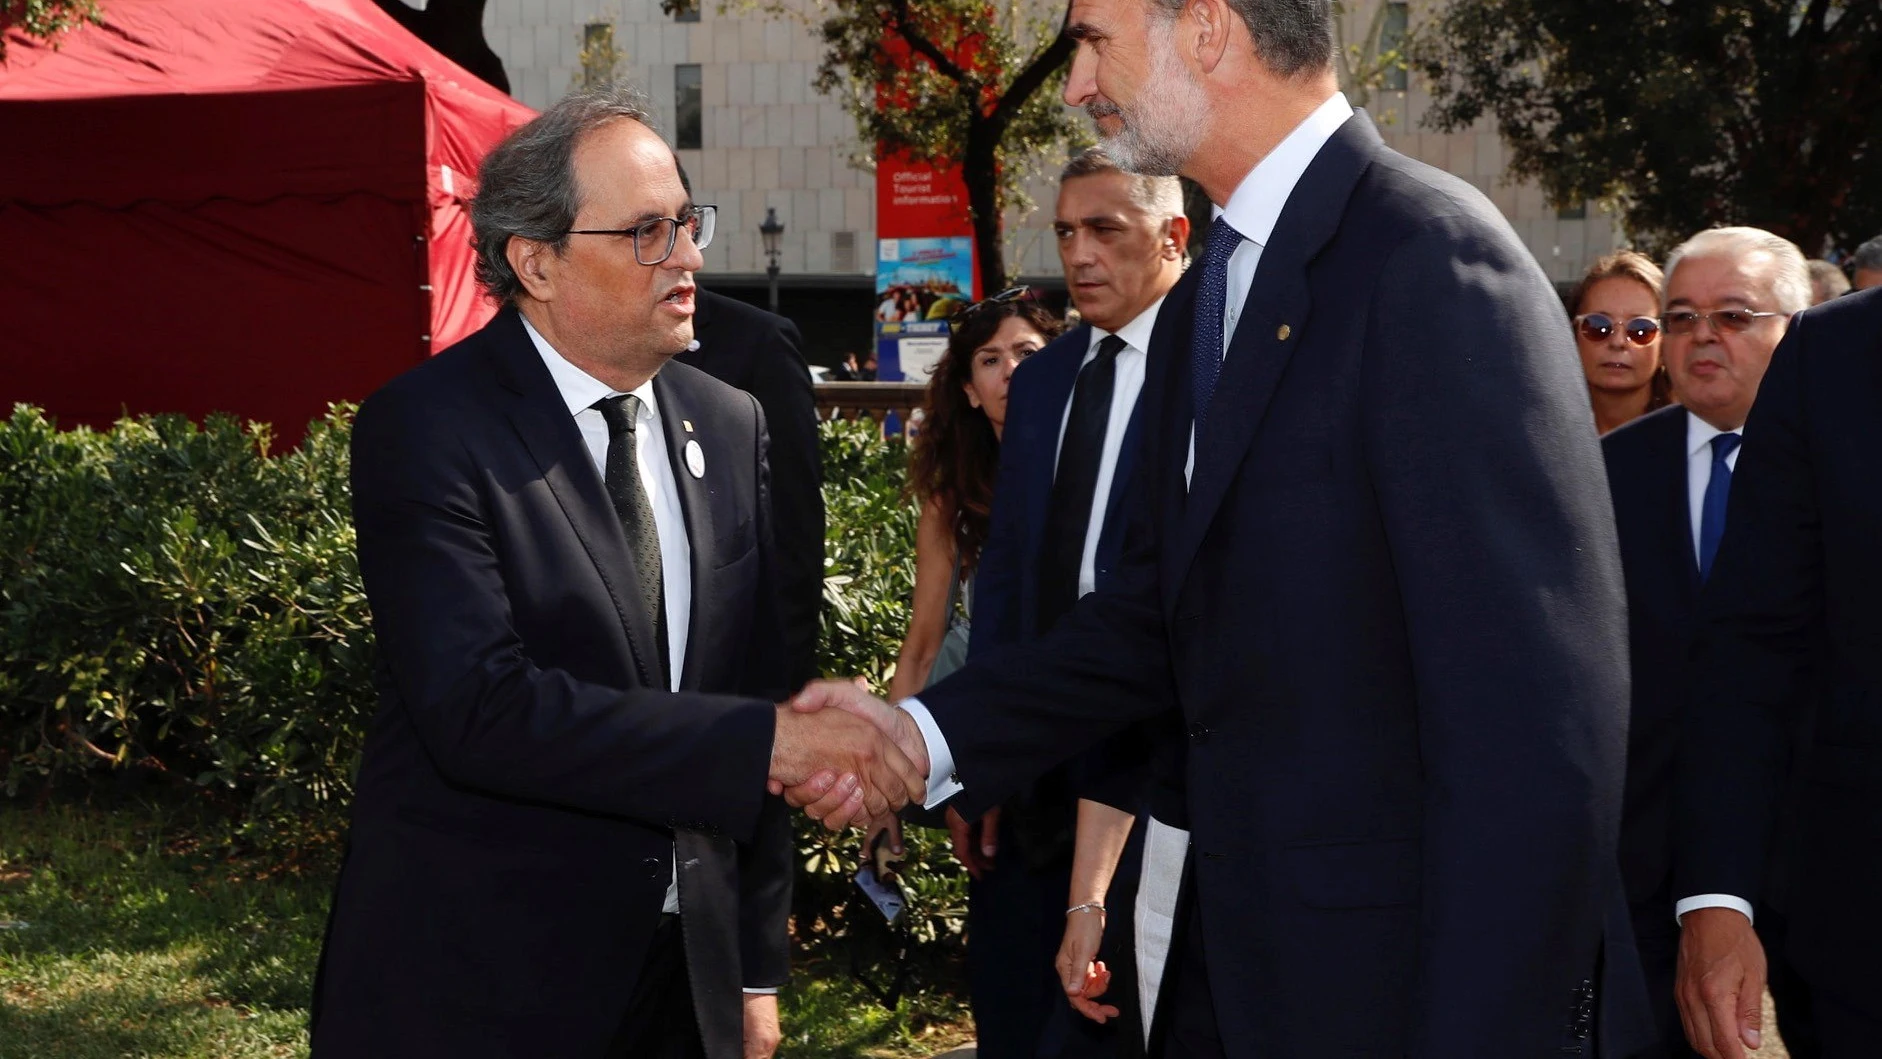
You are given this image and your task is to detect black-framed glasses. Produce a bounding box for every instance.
[1574,313,1661,346]
[1660,308,1786,336]
[949,285,1034,324]
[566,204,716,265]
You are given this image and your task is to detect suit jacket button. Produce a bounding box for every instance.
[1188,723,1210,742]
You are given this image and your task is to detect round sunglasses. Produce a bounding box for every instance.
[1573,312,1661,346]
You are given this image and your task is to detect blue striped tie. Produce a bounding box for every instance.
[1191,218,1245,433]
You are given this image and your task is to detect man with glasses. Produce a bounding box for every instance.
[1675,275,1882,1059]
[311,85,923,1059]
[1600,226,1814,1059]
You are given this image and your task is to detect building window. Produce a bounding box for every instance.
[669,0,700,22]
[1381,2,1410,92]
[1558,201,1588,220]
[832,231,856,272]
[675,65,703,149]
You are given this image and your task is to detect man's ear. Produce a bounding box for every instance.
[507,234,558,302]
[1189,0,1232,75]
[1163,215,1192,261]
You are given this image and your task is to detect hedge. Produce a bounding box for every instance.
[0,404,968,989]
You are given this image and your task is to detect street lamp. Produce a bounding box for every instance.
[759,207,784,313]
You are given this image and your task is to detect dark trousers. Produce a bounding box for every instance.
[1810,982,1882,1056]
[968,813,1118,1059]
[1632,923,1702,1059]
[1157,899,1225,1059]
[609,914,704,1059]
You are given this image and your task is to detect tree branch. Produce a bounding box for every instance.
[884,0,973,85]
[986,25,1074,132]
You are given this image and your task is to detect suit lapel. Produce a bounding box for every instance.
[487,309,666,690]
[1022,327,1090,591]
[1169,113,1382,594]
[1661,410,1703,593]
[654,371,715,692]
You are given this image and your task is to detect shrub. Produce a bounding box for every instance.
[0,405,967,989]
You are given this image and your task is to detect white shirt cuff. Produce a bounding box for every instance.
[742,987,779,995]
[1675,894,1756,926]
[897,697,963,809]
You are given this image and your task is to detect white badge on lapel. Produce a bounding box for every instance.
[684,439,706,479]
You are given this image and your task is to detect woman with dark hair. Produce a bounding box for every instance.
[889,292,1062,703]
[1569,250,1676,434]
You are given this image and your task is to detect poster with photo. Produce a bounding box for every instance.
[873,236,975,382]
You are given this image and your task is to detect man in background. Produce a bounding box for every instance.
[1675,283,1882,1058]
[1805,259,1850,304]
[1849,234,1882,290]
[1600,227,1815,1059]
[964,146,1188,1059]
[676,290,825,689]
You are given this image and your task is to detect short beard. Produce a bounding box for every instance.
[1086,20,1210,177]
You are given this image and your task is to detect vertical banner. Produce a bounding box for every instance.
[874,145,979,380]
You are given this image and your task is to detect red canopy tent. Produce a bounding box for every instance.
[0,0,535,442]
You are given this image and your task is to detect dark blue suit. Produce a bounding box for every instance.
[918,112,1648,1057]
[1679,287,1882,1045]
[968,324,1158,1059]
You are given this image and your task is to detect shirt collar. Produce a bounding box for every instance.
[1685,409,1742,459]
[522,313,660,422]
[1213,92,1356,246]
[1090,294,1167,355]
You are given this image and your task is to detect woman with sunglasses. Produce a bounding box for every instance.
[1568,251,1675,434]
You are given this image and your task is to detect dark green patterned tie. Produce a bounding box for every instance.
[593,394,669,687]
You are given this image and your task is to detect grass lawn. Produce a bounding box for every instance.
[0,797,971,1059]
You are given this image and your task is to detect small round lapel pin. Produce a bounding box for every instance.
[684,439,706,479]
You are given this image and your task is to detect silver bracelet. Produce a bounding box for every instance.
[1065,902,1106,916]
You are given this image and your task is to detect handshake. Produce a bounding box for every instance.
[765,680,933,830]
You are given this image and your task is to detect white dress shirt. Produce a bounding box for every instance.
[523,317,695,916]
[904,94,1357,809]
[1674,410,1753,927]
[1057,298,1162,597]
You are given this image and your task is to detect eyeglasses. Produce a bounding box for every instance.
[949,285,1034,324]
[1574,313,1661,346]
[565,204,717,265]
[1660,308,1786,336]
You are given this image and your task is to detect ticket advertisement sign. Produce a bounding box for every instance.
[873,235,976,381]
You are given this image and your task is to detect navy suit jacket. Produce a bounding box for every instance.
[1603,404,1701,920]
[312,307,791,1059]
[918,112,1645,1056]
[1678,286,1882,1010]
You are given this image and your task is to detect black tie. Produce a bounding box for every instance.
[1036,334,1125,635]
[594,394,669,687]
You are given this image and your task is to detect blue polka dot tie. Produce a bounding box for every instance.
[1191,217,1245,433]
[1698,431,1741,581]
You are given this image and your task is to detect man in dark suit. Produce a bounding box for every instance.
[676,289,824,690]
[959,146,1188,1059]
[1673,286,1882,1058]
[311,86,921,1059]
[783,0,1646,1053]
[1601,227,1814,1059]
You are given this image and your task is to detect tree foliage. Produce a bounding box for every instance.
[803,0,1084,293]
[1415,0,1882,256]
[0,0,99,59]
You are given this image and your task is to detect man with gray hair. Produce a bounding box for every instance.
[1597,225,1812,1059]
[1807,258,1851,304]
[311,85,923,1059]
[1849,233,1882,291]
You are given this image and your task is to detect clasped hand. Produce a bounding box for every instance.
[766,680,932,831]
